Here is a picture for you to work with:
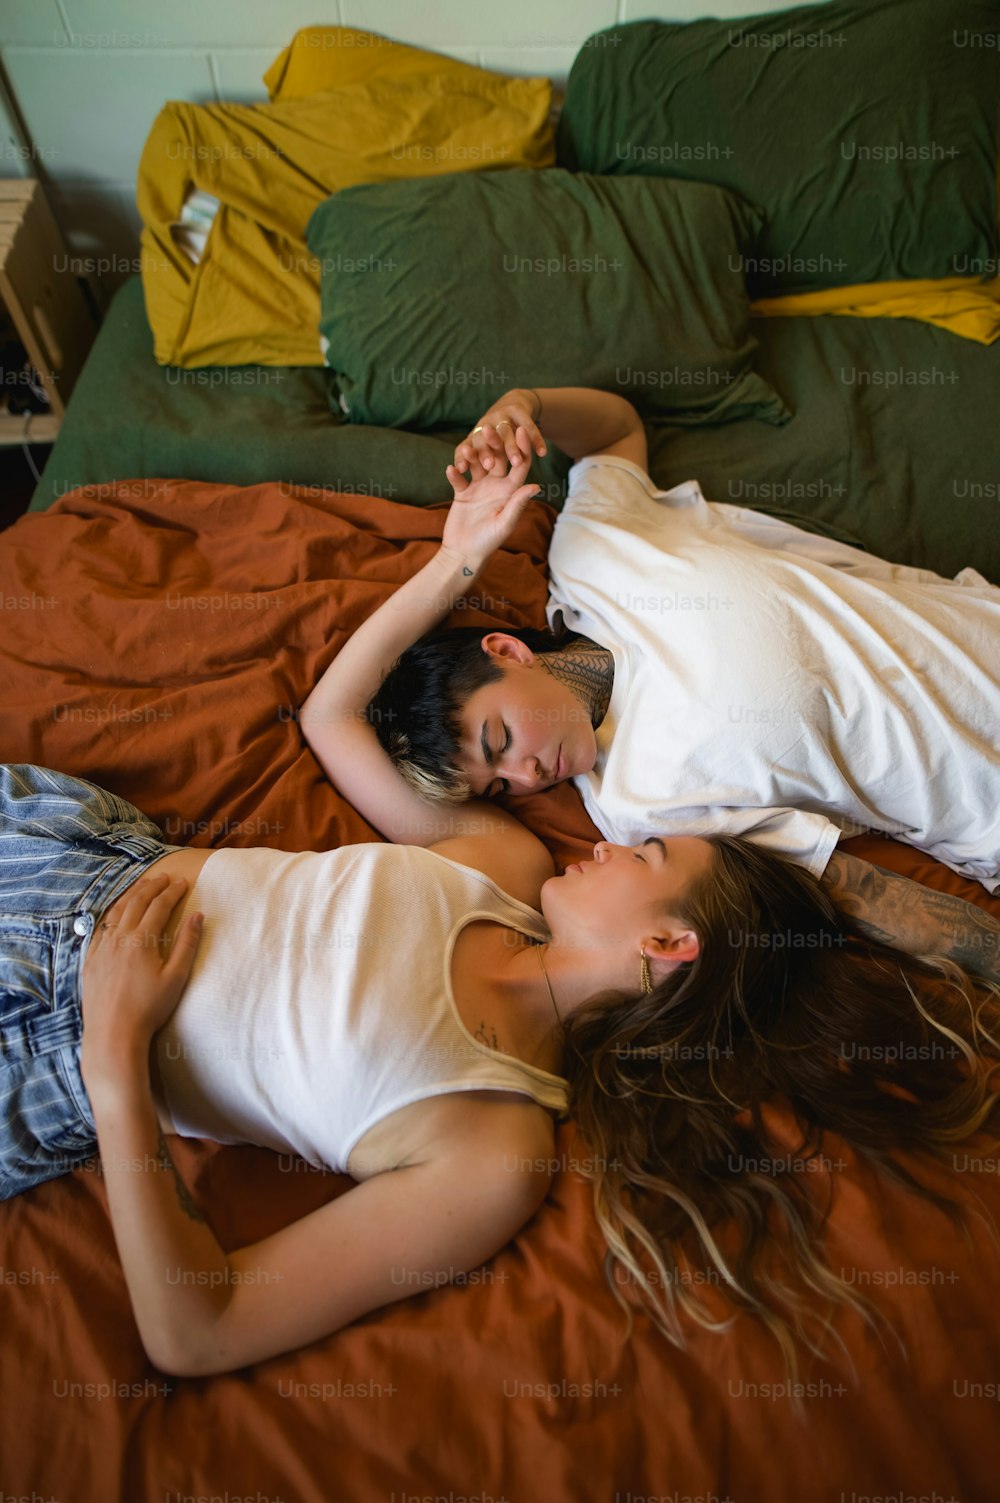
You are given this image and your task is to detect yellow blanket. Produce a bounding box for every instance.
[138,30,554,367]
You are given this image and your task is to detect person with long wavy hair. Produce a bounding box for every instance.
[3,771,996,1384]
[561,834,1000,1379]
[290,411,1000,1378]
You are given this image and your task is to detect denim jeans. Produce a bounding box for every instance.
[0,765,179,1198]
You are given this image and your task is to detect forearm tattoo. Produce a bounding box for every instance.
[155,1125,207,1224]
[822,852,1000,983]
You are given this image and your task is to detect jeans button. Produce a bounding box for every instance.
[73,914,93,937]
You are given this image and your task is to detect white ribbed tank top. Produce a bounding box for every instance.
[153,844,570,1173]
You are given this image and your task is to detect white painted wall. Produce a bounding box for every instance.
[0,0,828,306]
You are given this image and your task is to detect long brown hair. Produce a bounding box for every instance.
[561,836,1000,1376]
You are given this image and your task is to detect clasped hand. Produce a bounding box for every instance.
[441,390,548,568]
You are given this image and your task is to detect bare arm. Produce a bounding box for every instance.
[300,434,542,845]
[80,875,231,1368]
[457,386,647,470]
[81,874,551,1376]
[524,387,643,464]
[821,850,1000,983]
[302,386,642,843]
[88,1064,549,1376]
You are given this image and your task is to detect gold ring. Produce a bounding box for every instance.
[495,419,512,430]
[472,426,485,434]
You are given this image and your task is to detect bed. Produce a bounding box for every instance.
[4,4,1000,1498]
[31,271,1000,582]
[3,473,1000,1500]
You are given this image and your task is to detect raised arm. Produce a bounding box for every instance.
[299,428,543,845]
[821,850,1000,983]
[457,386,647,471]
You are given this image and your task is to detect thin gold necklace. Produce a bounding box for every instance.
[535,943,562,1029]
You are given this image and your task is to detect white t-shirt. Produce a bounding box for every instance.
[545,456,1000,891]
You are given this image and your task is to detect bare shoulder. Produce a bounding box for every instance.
[428,1094,559,1189]
[428,802,555,910]
[428,1097,560,1225]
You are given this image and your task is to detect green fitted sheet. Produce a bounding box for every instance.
[651,313,1000,579]
[32,277,1000,582]
[31,278,466,512]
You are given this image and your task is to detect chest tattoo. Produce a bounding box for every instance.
[474,1019,503,1053]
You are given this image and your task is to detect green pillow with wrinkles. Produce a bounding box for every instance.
[556,0,1000,295]
[307,167,791,429]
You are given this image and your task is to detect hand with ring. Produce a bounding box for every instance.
[448,388,547,486]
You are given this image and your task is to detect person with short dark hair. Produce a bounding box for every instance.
[301,388,1000,986]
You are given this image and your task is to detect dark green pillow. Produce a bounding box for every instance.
[306,168,790,429]
[557,0,1000,295]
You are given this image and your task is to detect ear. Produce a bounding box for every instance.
[479,631,536,666]
[642,925,701,975]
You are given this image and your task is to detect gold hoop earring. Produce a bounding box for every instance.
[639,948,653,995]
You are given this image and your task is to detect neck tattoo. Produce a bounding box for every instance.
[537,638,614,729]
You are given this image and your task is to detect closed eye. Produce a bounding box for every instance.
[486,724,512,797]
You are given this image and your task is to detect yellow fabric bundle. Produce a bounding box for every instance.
[752,277,1000,344]
[752,155,1000,344]
[138,29,554,367]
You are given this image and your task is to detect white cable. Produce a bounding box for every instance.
[20,411,42,482]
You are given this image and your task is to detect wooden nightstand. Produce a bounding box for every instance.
[0,179,98,445]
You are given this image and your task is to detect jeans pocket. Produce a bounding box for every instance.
[48,1048,98,1152]
[0,921,56,1033]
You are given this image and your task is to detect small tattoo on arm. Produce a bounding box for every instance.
[156,1126,207,1224]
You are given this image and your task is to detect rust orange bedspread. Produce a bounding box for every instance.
[1,479,998,1502]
